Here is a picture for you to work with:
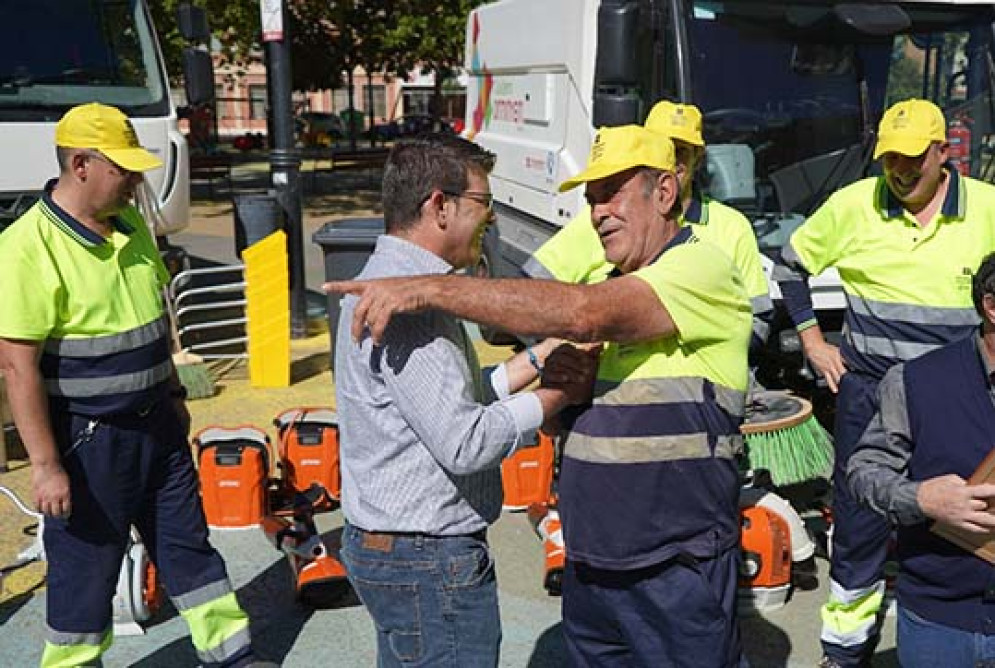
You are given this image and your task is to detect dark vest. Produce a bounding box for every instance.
[900,335,995,634]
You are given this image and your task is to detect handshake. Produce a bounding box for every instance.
[534,339,603,408]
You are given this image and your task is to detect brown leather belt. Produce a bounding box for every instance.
[355,526,487,553]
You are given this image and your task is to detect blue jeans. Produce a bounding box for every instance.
[340,523,501,667]
[898,604,995,668]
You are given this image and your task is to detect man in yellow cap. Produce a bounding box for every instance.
[0,103,257,667]
[524,99,773,350]
[773,98,995,667]
[325,125,752,665]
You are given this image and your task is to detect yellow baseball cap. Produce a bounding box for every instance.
[873,99,947,160]
[644,100,704,147]
[559,125,676,193]
[55,103,162,172]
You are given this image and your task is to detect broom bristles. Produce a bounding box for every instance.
[744,415,834,487]
[174,352,215,400]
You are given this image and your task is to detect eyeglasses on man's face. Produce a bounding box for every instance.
[442,190,494,210]
[83,151,139,179]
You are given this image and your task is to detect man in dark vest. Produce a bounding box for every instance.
[848,252,995,668]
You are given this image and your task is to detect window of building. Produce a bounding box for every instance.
[214,85,227,119]
[331,88,351,113]
[403,89,432,116]
[363,84,387,118]
[249,85,267,120]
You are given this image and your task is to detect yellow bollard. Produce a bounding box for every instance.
[243,230,290,387]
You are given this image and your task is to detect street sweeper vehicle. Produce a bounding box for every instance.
[465,0,995,391]
[0,0,214,273]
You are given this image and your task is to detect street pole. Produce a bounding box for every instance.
[261,0,307,338]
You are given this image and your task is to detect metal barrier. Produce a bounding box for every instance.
[168,264,248,361]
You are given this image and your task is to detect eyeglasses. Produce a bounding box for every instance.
[442,190,494,210]
[84,151,137,178]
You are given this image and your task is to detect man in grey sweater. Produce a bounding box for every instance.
[333,134,595,668]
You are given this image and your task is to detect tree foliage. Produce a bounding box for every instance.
[387,1,486,114]
[150,1,262,84]
[150,0,486,114]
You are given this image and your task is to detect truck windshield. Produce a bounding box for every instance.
[687,1,995,217]
[0,0,168,121]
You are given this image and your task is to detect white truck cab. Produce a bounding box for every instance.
[466,0,995,387]
[0,0,190,236]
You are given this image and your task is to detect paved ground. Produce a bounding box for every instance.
[0,172,898,666]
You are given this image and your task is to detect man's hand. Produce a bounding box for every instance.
[801,336,847,393]
[324,277,435,345]
[31,460,71,519]
[918,474,995,533]
[541,343,602,405]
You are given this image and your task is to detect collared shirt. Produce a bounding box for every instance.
[0,182,169,340]
[847,330,994,525]
[777,167,995,378]
[559,229,751,569]
[334,235,543,536]
[0,183,173,415]
[524,194,771,342]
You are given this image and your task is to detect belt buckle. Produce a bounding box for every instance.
[361,531,394,553]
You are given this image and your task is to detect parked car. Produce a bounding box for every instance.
[367,120,401,141]
[366,115,461,142]
[233,132,265,152]
[298,112,346,147]
[398,114,456,136]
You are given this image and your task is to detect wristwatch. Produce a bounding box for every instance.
[527,347,544,375]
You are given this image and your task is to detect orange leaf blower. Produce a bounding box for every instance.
[194,426,271,529]
[260,483,348,603]
[527,501,565,596]
[273,408,341,511]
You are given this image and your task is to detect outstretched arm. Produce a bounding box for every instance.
[324,274,676,346]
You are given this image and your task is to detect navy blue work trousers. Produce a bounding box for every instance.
[44,399,231,637]
[823,371,893,665]
[561,548,744,667]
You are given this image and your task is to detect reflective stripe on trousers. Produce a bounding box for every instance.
[820,371,892,666]
[40,627,111,668]
[42,400,252,668]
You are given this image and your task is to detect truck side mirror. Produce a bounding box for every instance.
[593,1,641,127]
[595,1,640,84]
[178,3,211,43]
[183,48,215,106]
[594,94,641,127]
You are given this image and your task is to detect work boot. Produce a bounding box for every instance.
[816,656,872,668]
[792,555,819,591]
